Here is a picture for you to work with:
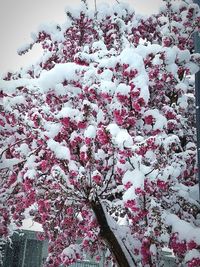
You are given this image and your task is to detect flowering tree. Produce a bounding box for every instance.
[1,0,200,266]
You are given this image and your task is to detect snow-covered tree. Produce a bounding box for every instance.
[1,1,200,266]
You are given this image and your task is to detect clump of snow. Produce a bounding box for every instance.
[163,47,177,64]
[185,62,200,75]
[56,106,79,119]
[162,135,180,150]
[164,213,200,244]
[100,80,116,95]
[62,244,80,259]
[144,109,167,130]
[123,169,145,201]
[184,249,200,263]
[122,169,145,189]
[0,158,22,169]
[47,139,70,160]
[17,42,34,55]
[166,63,178,76]
[188,184,199,201]
[134,136,144,142]
[107,123,120,136]
[3,95,26,108]
[98,56,118,69]
[95,149,106,161]
[84,125,96,138]
[17,143,30,156]
[118,47,150,102]
[119,48,143,69]
[43,122,61,138]
[38,63,84,92]
[145,150,156,163]
[115,83,130,95]
[100,69,113,81]
[0,78,37,94]
[92,40,107,51]
[20,218,43,232]
[65,1,89,19]
[177,49,191,63]
[24,169,37,180]
[123,186,136,201]
[115,129,133,148]
[55,84,81,96]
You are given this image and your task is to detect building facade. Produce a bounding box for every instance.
[2,230,176,267]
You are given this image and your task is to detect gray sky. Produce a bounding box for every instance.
[0,0,163,75]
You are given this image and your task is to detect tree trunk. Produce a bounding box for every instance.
[91,199,137,267]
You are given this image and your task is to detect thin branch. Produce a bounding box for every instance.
[0,138,30,159]
[145,168,155,177]
[127,157,135,170]
[121,238,137,267]
[99,154,115,196]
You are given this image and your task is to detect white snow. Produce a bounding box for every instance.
[166,63,178,76]
[118,47,149,103]
[43,122,61,138]
[100,69,113,81]
[0,78,37,94]
[164,213,200,244]
[123,186,136,201]
[185,62,200,75]
[163,48,177,64]
[100,80,116,95]
[177,49,190,63]
[47,139,70,160]
[55,83,81,96]
[0,158,22,169]
[188,184,199,201]
[144,109,167,130]
[17,143,30,156]
[3,95,26,108]
[84,125,96,139]
[62,244,80,258]
[92,40,107,51]
[119,48,143,69]
[122,168,145,201]
[20,218,43,232]
[184,249,200,262]
[38,63,84,92]
[115,83,130,95]
[115,129,133,148]
[106,123,120,136]
[95,149,106,161]
[56,106,79,119]
[24,169,37,180]
[122,169,145,189]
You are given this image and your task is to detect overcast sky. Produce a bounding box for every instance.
[0,0,163,75]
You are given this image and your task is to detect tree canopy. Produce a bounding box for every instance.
[1,1,200,266]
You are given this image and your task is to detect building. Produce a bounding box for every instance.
[2,220,176,267]
[2,219,103,267]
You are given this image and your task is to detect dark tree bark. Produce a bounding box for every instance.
[91,198,137,267]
